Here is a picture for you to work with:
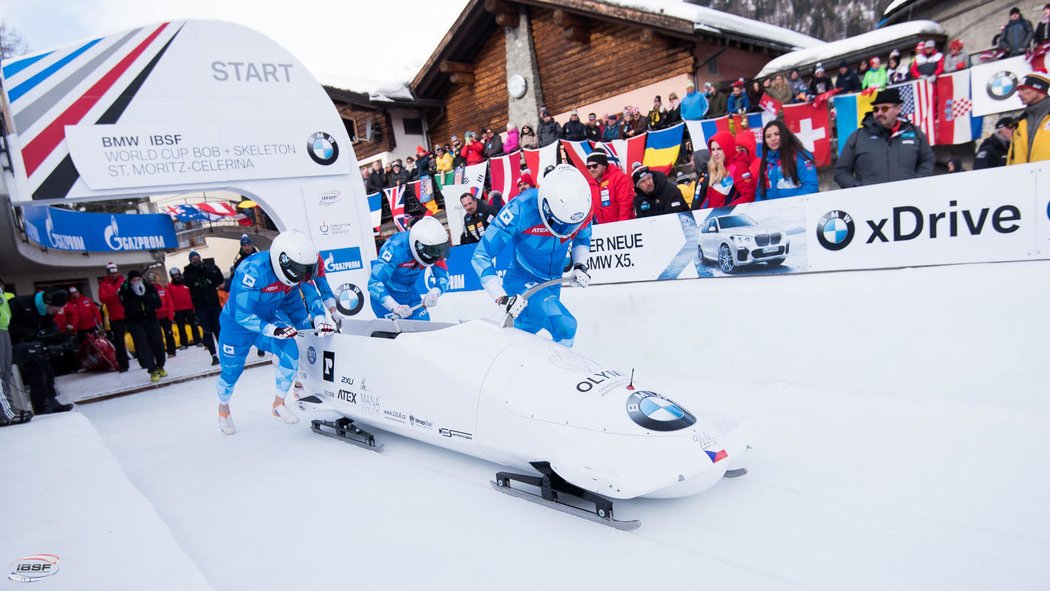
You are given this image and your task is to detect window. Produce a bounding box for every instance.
[403,117,424,136]
[344,118,358,142]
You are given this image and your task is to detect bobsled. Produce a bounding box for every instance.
[297,300,749,529]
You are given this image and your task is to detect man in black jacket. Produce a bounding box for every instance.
[974,117,1014,169]
[459,192,496,245]
[482,128,504,159]
[365,161,385,194]
[632,166,689,217]
[8,288,74,414]
[537,108,561,147]
[183,251,224,365]
[561,110,587,141]
[119,270,167,382]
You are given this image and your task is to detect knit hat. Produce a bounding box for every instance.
[631,166,652,187]
[43,288,68,307]
[68,286,78,294]
[170,267,182,276]
[1018,72,1050,94]
[586,150,609,166]
[188,250,201,261]
[994,116,1015,129]
[1010,6,1021,15]
[518,171,536,188]
[127,270,142,280]
[105,262,118,273]
[923,40,936,49]
[240,234,252,246]
[685,80,696,89]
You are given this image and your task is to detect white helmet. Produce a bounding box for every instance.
[408,216,450,266]
[269,229,319,286]
[538,164,592,238]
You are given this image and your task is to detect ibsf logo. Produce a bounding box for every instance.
[318,191,342,206]
[307,132,339,166]
[986,71,1019,101]
[8,554,60,583]
[626,391,696,432]
[816,210,855,251]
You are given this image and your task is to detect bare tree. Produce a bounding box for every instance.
[0,22,29,60]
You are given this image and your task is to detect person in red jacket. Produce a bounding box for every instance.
[98,262,130,372]
[733,129,760,204]
[68,286,102,339]
[167,267,202,349]
[54,299,80,335]
[691,131,747,210]
[910,39,945,79]
[460,131,485,166]
[148,271,176,357]
[585,149,635,224]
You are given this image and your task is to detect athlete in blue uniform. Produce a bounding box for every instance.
[368,216,451,320]
[471,164,593,346]
[216,229,335,435]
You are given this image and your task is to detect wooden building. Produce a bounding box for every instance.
[324,86,444,167]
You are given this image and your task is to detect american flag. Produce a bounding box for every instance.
[896,80,935,140]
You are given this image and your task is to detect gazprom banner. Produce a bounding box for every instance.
[21,205,177,252]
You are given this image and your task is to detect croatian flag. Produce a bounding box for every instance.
[522,142,559,185]
[489,150,523,200]
[935,71,982,145]
[597,134,646,173]
[896,79,936,141]
[782,101,832,166]
[384,185,410,232]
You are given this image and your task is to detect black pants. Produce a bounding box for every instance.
[110,319,130,371]
[126,316,166,373]
[173,309,202,347]
[159,318,176,355]
[17,357,57,413]
[195,305,221,356]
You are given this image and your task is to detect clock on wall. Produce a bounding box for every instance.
[508,74,527,99]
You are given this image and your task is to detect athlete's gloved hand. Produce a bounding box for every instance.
[571,263,591,289]
[328,309,344,330]
[389,304,413,319]
[313,316,336,337]
[266,325,298,339]
[423,288,441,308]
[497,295,527,318]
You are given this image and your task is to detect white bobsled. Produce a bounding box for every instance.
[297,313,750,506]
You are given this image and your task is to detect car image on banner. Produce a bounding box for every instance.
[692,200,808,276]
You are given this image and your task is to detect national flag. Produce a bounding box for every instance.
[759,93,782,115]
[832,91,877,154]
[366,192,383,230]
[935,71,982,145]
[685,117,730,149]
[489,150,523,200]
[731,112,775,153]
[384,185,410,232]
[642,122,684,174]
[782,101,832,166]
[1027,41,1050,73]
[417,175,439,214]
[453,166,465,185]
[464,162,487,192]
[165,204,207,222]
[522,143,559,184]
[560,139,596,174]
[598,134,647,173]
[434,170,456,188]
[812,87,842,108]
[896,79,935,140]
[197,201,251,226]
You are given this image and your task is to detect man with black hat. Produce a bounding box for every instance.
[537,108,561,147]
[999,7,1034,56]
[585,149,634,224]
[1007,73,1050,164]
[120,270,167,382]
[182,250,224,365]
[8,288,75,414]
[833,86,935,188]
[232,233,259,271]
[975,117,1015,169]
[834,60,862,94]
[632,165,689,218]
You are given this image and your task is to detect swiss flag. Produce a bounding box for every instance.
[782,101,831,167]
[759,93,782,115]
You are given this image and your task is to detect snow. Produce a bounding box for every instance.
[884,0,916,17]
[757,20,945,78]
[3,260,1049,589]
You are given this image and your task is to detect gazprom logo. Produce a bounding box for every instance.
[104,215,167,251]
[321,247,363,272]
[45,209,86,250]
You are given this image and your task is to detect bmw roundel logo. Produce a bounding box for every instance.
[816,210,855,251]
[626,391,696,432]
[336,283,364,316]
[987,71,1019,101]
[307,346,317,365]
[307,132,339,166]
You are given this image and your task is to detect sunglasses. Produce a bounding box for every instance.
[872,105,896,113]
[586,163,601,169]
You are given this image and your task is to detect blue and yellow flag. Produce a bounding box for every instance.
[642,122,685,174]
[832,91,876,154]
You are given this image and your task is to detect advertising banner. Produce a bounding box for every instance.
[302,180,372,317]
[692,198,809,277]
[969,55,1028,117]
[21,205,176,251]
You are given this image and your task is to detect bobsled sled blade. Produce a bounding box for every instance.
[723,468,748,478]
[310,418,384,452]
[489,481,641,531]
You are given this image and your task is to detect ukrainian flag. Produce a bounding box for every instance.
[832,91,876,154]
[643,122,685,174]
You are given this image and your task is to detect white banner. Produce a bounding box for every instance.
[441,183,472,246]
[969,55,1029,117]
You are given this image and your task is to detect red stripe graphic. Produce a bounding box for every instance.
[22,22,170,177]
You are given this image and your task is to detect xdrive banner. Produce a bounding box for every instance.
[22,205,177,251]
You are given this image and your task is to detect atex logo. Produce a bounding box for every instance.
[8,554,60,583]
[816,210,855,251]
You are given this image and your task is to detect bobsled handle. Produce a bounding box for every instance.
[501,277,572,328]
[384,302,425,320]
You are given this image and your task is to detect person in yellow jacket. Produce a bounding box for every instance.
[1007,73,1050,165]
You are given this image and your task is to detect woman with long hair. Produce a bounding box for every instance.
[519,124,538,149]
[692,131,744,209]
[756,120,818,200]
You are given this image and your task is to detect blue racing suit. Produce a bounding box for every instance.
[471,188,591,346]
[368,232,449,320]
[313,253,336,311]
[216,252,325,403]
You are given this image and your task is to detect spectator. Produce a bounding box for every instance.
[365,161,385,194]
[435,146,453,173]
[0,278,31,426]
[681,81,709,120]
[862,57,888,90]
[537,108,561,147]
[233,234,260,271]
[674,171,695,207]
[910,40,945,79]
[8,288,74,414]
[600,114,621,141]
[692,131,744,209]
[98,262,130,373]
[584,113,601,142]
[888,50,911,85]
[504,123,520,153]
[768,74,793,105]
[483,127,504,158]
[459,192,496,245]
[518,171,537,194]
[834,60,862,93]
[999,7,1034,56]
[54,294,78,335]
[943,39,971,73]
[788,69,808,101]
[451,136,467,168]
[623,108,647,138]
[120,270,167,382]
[1007,73,1050,164]
[415,145,434,177]
[488,190,505,210]
[974,117,1014,169]
[182,251,224,366]
[561,110,587,141]
[834,87,935,188]
[756,119,819,200]
[148,271,177,358]
[1036,4,1050,45]
[631,165,689,217]
[858,59,869,78]
[705,82,728,117]
[809,65,833,97]
[647,96,666,130]
[727,81,750,114]
[460,132,485,165]
[404,156,419,181]
[520,124,538,149]
[585,150,634,223]
[748,80,764,111]
[733,130,760,203]
[665,93,682,126]
[168,267,201,349]
[67,286,101,340]
[389,159,412,185]
[946,158,964,173]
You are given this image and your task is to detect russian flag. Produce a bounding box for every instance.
[643,122,684,174]
[560,139,595,175]
[522,143,558,185]
[832,91,876,154]
[598,134,647,173]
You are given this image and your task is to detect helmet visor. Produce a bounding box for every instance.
[414,239,450,266]
[280,253,317,283]
[541,199,586,238]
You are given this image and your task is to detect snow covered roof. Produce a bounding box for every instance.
[884,0,917,17]
[757,20,945,78]
[319,75,415,103]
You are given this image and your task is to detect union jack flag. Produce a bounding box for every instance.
[384,185,410,232]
